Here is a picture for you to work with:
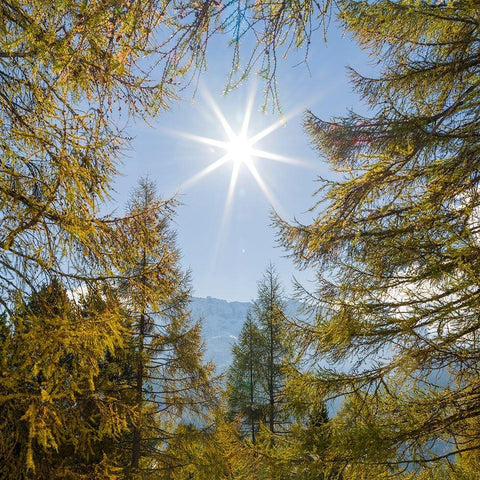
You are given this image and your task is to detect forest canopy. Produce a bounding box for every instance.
[0,0,330,311]
[1,0,480,479]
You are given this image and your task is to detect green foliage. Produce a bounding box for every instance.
[276,0,480,474]
[253,404,334,480]
[6,0,480,477]
[0,179,215,479]
[227,264,293,441]
[115,178,215,477]
[224,266,337,479]
[160,414,259,480]
[227,312,265,443]
[0,279,132,479]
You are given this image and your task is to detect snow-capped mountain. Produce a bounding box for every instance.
[191,296,251,372]
[191,296,301,372]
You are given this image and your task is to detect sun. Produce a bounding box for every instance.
[159,84,320,267]
[163,84,315,235]
[160,84,318,262]
[175,87,309,196]
[226,133,253,166]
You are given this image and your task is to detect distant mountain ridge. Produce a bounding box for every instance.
[191,296,300,372]
[191,296,251,372]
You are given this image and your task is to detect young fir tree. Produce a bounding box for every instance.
[253,264,291,436]
[227,264,292,441]
[276,0,480,474]
[115,178,213,478]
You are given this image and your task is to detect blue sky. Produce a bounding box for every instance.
[110,23,370,302]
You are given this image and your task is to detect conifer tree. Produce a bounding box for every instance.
[227,264,292,440]
[0,279,132,479]
[276,0,480,473]
[227,312,264,443]
[253,264,291,435]
[115,178,213,478]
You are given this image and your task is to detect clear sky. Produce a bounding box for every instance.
[110,23,370,302]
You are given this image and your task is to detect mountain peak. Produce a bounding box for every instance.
[191,296,251,372]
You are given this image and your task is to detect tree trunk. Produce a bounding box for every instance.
[131,311,145,474]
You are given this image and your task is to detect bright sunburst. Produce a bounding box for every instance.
[175,85,311,220]
[227,133,253,167]
[161,85,318,268]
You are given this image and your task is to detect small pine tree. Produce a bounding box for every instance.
[253,264,291,435]
[227,312,264,443]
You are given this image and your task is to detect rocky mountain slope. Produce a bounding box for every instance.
[191,296,251,372]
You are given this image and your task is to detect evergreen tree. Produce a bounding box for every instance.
[227,264,292,440]
[253,264,291,435]
[276,0,480,473]
[115,178,214,478]
[227,312,264,443]
[0,279,131,479]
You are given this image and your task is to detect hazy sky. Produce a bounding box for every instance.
[110,23,369,302]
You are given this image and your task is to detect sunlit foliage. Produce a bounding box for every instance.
[0,280,132,479]
[277,0,480,475]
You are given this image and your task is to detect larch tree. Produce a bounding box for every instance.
[227,264,292,441]
[226,311,264,443]
[115,178,214,478]
[276,0,480,475]
[0,178,214,479]
[253,264,292,436]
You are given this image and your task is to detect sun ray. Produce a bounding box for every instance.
[201,87,236,141]
[248,103,305,144]
[240,83,256,138]
[245,161,285,217]
[159,125,229,149]
[250,148,317,169]
[210,162,241,274]
[172,131,227,150]
[223,162,241,229]
[181,154,230,191]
